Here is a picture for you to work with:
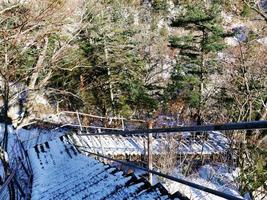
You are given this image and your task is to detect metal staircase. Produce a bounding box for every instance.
[29,136,172,200]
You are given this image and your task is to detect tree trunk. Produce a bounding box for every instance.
[2,80,9,152]
[29,37,48,90]
[104,44,115,115]
[197,30,206,126]
[1,80,15,200]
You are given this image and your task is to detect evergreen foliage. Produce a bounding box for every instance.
[76,1,159,117]
[167,0,226,123]
[0,0,266,198]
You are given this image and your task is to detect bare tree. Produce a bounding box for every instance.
[154,134,178,176]
[214,41,267,197]
[0,0,86,196]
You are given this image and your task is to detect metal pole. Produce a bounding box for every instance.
[148,132,153,185]
[98,128,104,155]
[82,149,244,200]
[121,117,125,131]
[80,120,267,136]
[76,110,83,131]
[147,120,153,185]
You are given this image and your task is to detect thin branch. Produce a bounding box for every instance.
[243,0,267,22]
[0,4,20,15]
[46,88,82,100]
[55,65,92,72]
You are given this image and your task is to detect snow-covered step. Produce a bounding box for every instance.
[28,137,173,200]
[68,131,228,157]
[105,182,146,200]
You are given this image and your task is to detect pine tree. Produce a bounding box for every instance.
[78,1,159,117]
[167,0,226,124]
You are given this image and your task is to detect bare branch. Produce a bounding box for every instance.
[28,36,49,89]
[243,0,267,22]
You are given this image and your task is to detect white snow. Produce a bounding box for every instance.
[163,164,243,200]
[69,131,229,157]
[28,137,171,200]
[0,124,32,199]
[17,127,67,150]
[257,37,267,45]
[225,37,239,46]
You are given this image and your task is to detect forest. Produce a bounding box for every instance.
[0,0,266,199]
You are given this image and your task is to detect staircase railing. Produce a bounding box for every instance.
[72,120,267,200]
[17,119,267,200]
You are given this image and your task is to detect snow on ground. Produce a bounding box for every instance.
[0,124,24,167]
[17,127,67,150]
[28,136,171,200]
[163,164,243,200]
[0,124,32,199]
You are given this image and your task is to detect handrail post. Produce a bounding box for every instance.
[76,110,83,131]
[121,117,125,131]
[147,120,153,185]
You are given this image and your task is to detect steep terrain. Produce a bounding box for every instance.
[29,136,172,200]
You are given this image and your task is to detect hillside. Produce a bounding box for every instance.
[0,0,266,200]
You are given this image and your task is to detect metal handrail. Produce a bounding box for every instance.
[59,123,124,131]
[74,120,267,200]
[16,120,267,200]
[19,123,124,147]
[55,111,125,120]
[80,148,244,200]
[79,120,267,136]
[40,111,146,132]
[54,111,145,122]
